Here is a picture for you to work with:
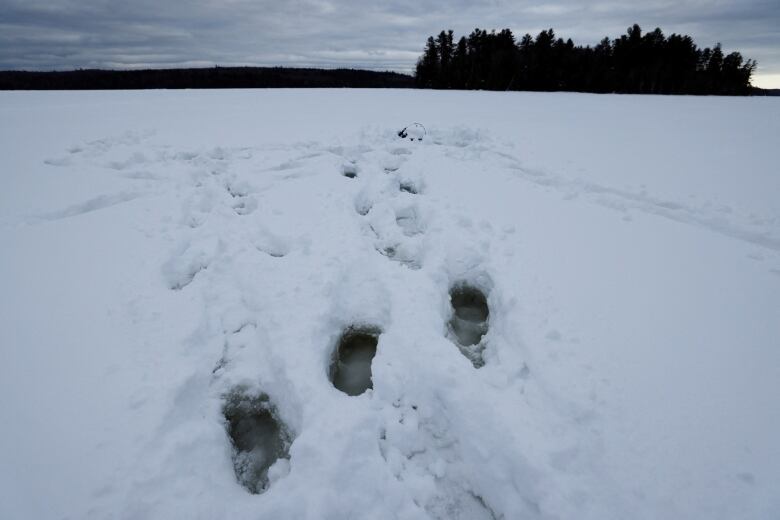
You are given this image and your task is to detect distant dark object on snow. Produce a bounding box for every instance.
[398,123,426,141]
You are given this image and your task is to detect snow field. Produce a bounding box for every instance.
[1,89,779,519]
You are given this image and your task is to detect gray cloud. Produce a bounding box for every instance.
[1,0,778,79]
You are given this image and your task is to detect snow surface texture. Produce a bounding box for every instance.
[1,90,779,520]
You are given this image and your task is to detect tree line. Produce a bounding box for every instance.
[415,25,757,95]
[0,67,415,90]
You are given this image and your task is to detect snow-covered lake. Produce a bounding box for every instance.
[1,89,778,519]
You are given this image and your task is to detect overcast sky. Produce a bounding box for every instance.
[1,0,779,87]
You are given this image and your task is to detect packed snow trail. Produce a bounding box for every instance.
[1,90,778,520]
[143,129,566,519]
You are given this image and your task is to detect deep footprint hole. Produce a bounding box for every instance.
[329,327,380,396]
[399,181,418,194]
[449,284,489,367]
[342,164,358,178]
[223,388,292,494]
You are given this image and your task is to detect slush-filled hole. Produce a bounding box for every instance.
[223,389,291,494]
[330,327,380,396]
[449,285,489,367]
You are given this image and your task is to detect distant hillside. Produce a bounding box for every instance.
[752,88,780,96]
[0,67,415,90]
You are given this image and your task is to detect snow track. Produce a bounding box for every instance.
[1,90,778,520]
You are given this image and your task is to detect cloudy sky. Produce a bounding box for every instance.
[1,0,779,87]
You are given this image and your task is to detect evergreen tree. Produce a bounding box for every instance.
[452,37,469,89]
[415,37,439,88]
[414,26,757,95]
[435,30,455,88]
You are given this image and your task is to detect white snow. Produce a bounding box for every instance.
[1,89,778,519]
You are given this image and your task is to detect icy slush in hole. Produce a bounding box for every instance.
[449,285,489,367]
[330,327,380,396]
[223,388,292,494]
